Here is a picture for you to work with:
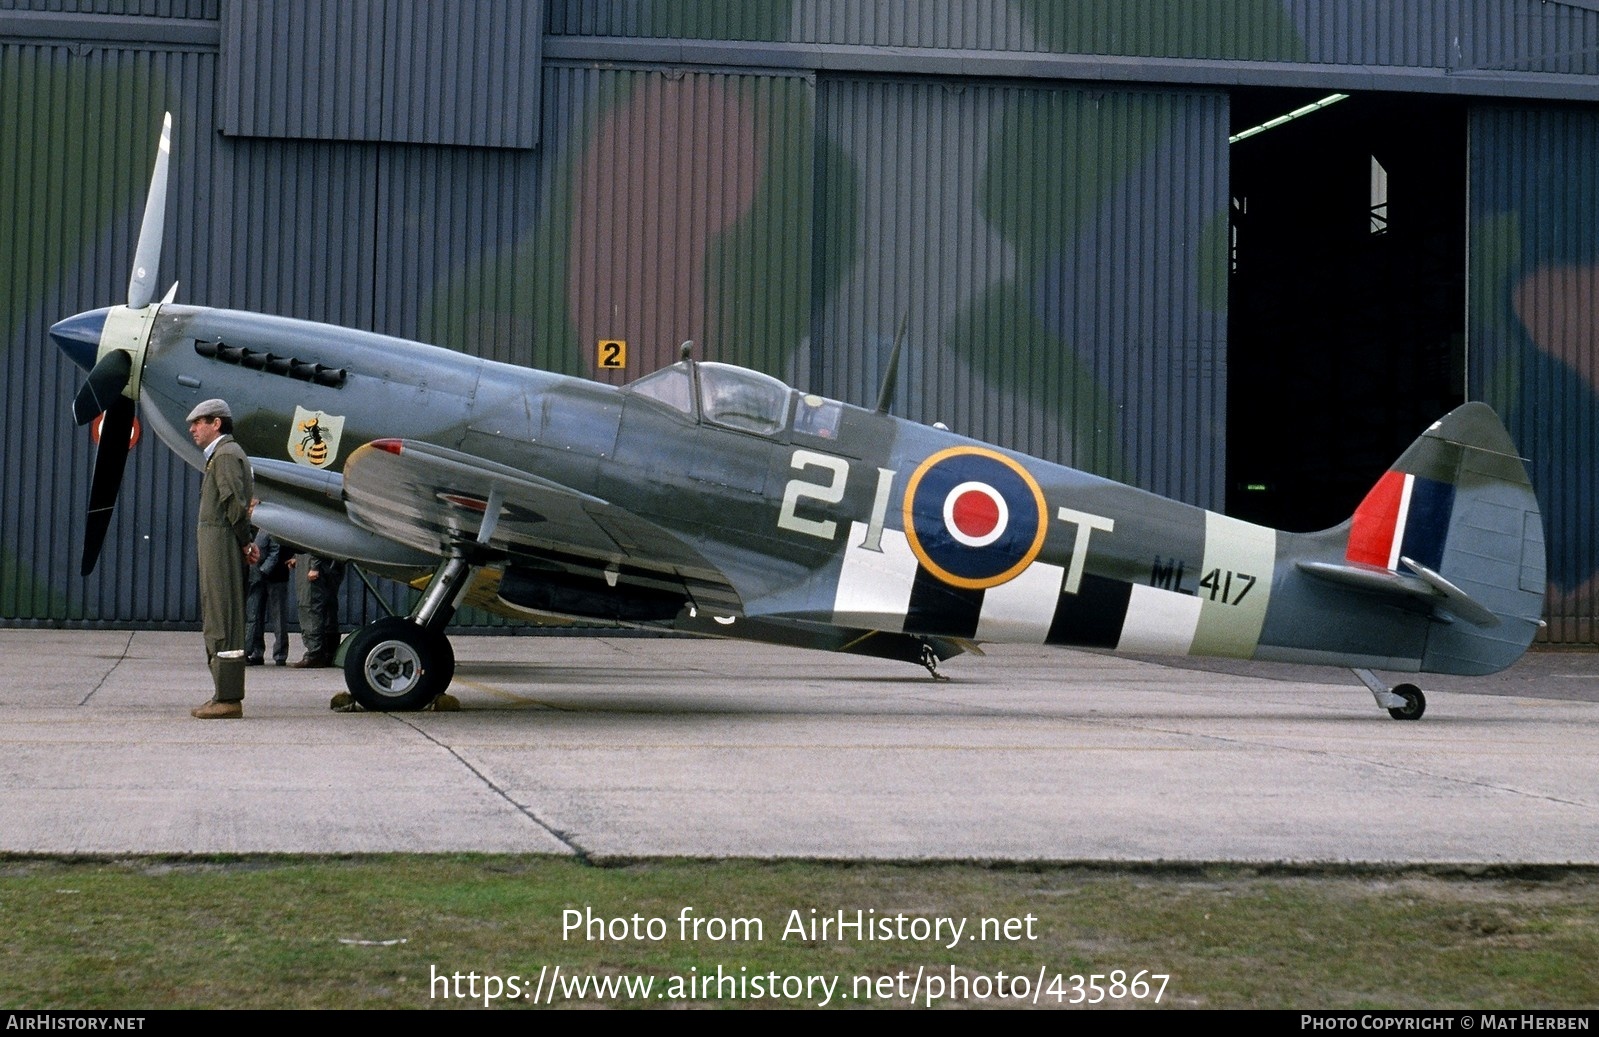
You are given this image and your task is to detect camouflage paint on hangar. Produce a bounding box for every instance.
[0,51,176,622]
[428,67,826,384]
[6,0,1598,645]
[1469,105,1599,644]
[549,0,1306,61]
[549,0,1599,76]
[0,1,1297,624]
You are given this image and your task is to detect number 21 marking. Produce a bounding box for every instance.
[777,450,848,540]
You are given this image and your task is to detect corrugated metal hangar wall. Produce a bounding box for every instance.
[2,1,1597,644]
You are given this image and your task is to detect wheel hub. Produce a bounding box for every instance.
[365,639,424,696]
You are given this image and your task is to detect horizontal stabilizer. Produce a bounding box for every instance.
[1297,558,1499,628]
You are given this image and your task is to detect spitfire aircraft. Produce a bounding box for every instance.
[53,115,1547,718]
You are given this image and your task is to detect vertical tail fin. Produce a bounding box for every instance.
[1345,403,1545,674]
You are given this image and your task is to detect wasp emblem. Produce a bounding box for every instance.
[297,418,329,465]
[287,406,344,469]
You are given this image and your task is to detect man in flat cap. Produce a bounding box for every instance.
[187,398,254,718]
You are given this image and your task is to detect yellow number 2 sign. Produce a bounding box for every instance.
[597,340,627,369]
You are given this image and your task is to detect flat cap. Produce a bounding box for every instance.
[185,398,232,422]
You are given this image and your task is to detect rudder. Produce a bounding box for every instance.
[1345,403,1545,674]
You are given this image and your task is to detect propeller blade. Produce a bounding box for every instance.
[71,349,132,426]
[82,395,136,576]
[126,112,172,310]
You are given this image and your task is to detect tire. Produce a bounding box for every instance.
[343,617,455,711]
[1386,683,1426,721]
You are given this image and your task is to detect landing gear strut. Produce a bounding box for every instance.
[343,557,471,711]
[1352,668,1427,721]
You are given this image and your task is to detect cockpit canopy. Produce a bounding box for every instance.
[698,363,790,435]
[627,361,837,439]
[625,361,695,415]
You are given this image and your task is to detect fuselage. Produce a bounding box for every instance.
[64,301,1542,677]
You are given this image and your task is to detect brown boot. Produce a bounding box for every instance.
[290,655,330,669]
[192,698,243,719]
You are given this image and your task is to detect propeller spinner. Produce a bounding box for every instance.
[50,111,173,575]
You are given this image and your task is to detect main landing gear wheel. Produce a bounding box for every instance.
[343,617,456,711]
[1387,683,1426,721]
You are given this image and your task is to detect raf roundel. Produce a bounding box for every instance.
[943,481,1008,547]
[903,446,1048,589]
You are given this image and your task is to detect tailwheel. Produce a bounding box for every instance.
[1386,683,1426,721]
[343,617,455,711]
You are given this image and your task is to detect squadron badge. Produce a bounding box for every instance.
[288,406,345,469]
[903,446,1047,589]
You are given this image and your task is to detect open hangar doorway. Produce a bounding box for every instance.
[1226,89,1467,532]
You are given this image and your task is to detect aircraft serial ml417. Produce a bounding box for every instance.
[52,114,1548,718]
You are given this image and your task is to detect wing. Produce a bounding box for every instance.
[338,438,745,616]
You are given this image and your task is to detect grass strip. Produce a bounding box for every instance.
[1,857,1595,1009]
